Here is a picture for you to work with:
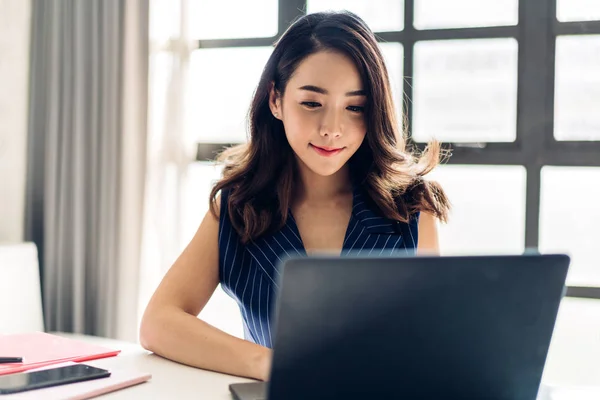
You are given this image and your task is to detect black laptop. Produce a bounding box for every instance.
[230,254,570,400]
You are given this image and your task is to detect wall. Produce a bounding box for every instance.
[0,0,31,242]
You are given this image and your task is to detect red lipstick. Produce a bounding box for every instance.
[310,144,343,157]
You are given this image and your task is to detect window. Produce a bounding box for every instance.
[540,167,600,287]
[189,0,278,39]
[414,0,518,29]
[412,38,518,143]
[554,35,600,141]
[174,0,600,315]
[307,0,404,32]
[145,1,600,385]
[187,47,273,144]
[542,298,600,385]
[557,0,600,23]
[428,165,526,256]
[379,43,404,127]
[188,0,600,295]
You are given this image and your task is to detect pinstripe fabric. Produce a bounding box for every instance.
[217,186,420,348]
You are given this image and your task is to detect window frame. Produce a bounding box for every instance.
[194,0,600,299]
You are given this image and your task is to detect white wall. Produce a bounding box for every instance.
[0,0,31,243]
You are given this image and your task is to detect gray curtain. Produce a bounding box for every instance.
[25,0,149,338]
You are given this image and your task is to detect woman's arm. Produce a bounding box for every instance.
[417,211,440,255]
[139,203,271,381]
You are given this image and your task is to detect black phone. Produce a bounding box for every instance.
[0,364,110,395]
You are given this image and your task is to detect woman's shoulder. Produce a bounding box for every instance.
[213,186,231,221]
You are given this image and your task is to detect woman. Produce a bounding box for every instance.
[140,11,450,382]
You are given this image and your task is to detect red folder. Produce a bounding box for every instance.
[0,332,120,375]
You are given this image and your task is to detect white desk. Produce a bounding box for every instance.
[56,334,254,399]
[57,297,600,399]
[58,334,600,400]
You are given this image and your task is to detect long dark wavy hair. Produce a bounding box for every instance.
[209,11,450,244]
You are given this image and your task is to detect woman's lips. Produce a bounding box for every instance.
[310,144,344,157]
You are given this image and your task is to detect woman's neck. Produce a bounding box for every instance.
[294,160,352,204]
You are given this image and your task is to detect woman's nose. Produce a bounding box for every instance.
[319,108,343,138]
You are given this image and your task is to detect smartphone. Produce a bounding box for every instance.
[0,364,110,394]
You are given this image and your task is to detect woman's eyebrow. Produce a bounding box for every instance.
[298,85,366,97]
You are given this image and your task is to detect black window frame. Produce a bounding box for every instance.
[194,0,600,300]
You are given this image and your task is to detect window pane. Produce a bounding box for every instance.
[427,165,526,255]
[542,298,600,386]
[307,0,404,32]
[379,43,404,130]
[189,0,278,39]
[554,35,600,141]
[413,39,518,143]
[557,0,600,22]
[414,0,518,30]
[540,167,600,287]
[187,47,272,143]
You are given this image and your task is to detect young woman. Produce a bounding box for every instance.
[140,11,450,382]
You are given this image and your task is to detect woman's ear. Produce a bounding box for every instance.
[269,83,282,120]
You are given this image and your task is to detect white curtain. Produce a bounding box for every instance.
[116,0,151,341]
[137,0,244,338]
[137,0,197,324]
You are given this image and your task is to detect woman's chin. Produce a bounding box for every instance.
[293,151,351,178]
[303,162,346,177]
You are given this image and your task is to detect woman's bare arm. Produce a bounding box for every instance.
[139,203,271,380]
[417,211,440,255]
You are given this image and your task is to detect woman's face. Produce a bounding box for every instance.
[270,50,367,177]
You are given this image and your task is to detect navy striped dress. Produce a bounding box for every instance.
[217,185,420,348]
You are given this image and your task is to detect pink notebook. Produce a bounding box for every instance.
[2,362,152,400]
[0,332,120,376]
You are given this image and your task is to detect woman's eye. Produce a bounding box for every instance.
[301,101,321,108]
[347,106,365,113]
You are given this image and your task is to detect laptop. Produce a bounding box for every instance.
[230,254,570,400]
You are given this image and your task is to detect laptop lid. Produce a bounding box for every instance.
[266,254,570,400]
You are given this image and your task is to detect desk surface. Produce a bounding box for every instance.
[56,333,253,399]
[58,298,600,400]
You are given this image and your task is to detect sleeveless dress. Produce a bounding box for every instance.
[217,185,420,348]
